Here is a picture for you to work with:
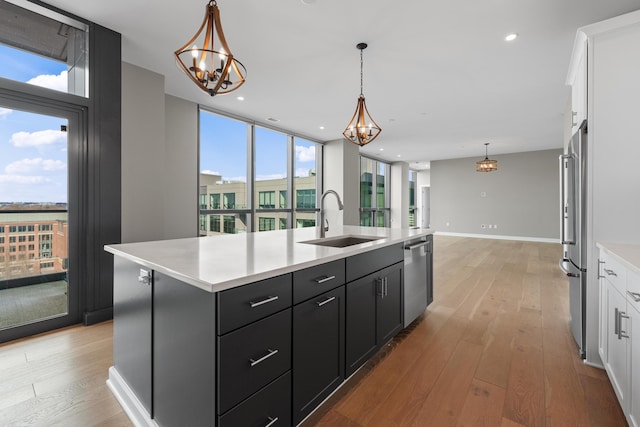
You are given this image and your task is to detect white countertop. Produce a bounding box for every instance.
[597,242,640,275]
[105,226,433,293]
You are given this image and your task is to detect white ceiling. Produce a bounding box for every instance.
[41,0,640,168]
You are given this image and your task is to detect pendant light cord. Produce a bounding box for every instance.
[360,48,364,96]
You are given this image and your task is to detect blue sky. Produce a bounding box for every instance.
[0,43,317,203]
[0,44,68,204]
[200,110,317,182]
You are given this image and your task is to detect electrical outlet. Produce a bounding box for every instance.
[446,222,450,227]
[494,224,498,229]
[488,224,493,229]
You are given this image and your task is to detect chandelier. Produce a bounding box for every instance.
[476,143,498,172]
[343,43,381,146]
[174,0,246,96]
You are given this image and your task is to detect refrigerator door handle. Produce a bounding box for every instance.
[559,259,579,278]
[560,154,576,245]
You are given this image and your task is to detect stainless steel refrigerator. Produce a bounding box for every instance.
[559,120,588,359]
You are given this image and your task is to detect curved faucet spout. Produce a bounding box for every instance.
[320,190,344,238]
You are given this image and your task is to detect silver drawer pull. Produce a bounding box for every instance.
[604,268,617,277]
[316,296,336,307]
[249,349,279,367]
[628,291,640,302]
[619,312,630,340]
[249,295,279,308]
[265,416,279,427]
[314,275,336,284]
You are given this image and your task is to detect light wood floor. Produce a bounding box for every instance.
[0,236,627,426]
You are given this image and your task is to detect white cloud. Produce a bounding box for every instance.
[295,168,311,178]
[201,170,221,176]
[10,130,66,148]
[5,158,66,174]
[0,175,49,185]
[295,145,316,163]
[27,70,68,92]
[0,107,12,118]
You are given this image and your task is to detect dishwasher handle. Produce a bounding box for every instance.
[405,241,428,251]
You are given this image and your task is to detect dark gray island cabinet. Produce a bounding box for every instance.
[106,227,433,427]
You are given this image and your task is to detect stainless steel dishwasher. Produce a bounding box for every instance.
[403,235,432,327]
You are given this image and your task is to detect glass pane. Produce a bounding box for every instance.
[376,211,387,227]
[199,111,248,231]
[409,170,416,227]
[376,162,387,209]
[0,1,88,97]
[0,107,69,329]
[360,157,374,209]
[294,138,317,210]
[254,212,287,232]
[360,211,372,227]
[294,213,316,228]
[255,126,287,208]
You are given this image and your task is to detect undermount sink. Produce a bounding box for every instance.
[300,235,382,248]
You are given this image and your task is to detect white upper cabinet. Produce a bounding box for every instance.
[566,34,588,134]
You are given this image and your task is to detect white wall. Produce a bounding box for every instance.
[416,170,431,228]
[390,162,409,228]
[323,138,360,226]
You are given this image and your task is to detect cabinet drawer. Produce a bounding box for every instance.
[346,243,403,282]
[601,252,627,296]
[218,309,292,414]
[293,259,345,304]
[217,273,292,335]
[219,371,291,427]
[627,269,640,313]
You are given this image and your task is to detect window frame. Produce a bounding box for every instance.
[198,108,323,234]
[359,156,391,227]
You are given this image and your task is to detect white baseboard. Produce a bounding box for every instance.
[435,231,560,244]
[107,366,157,427]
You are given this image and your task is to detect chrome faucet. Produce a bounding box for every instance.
[320,190,344,238]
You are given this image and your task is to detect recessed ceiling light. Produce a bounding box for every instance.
[236,96,244,101]
[319,126,325,130]
[397,154,402,158]
[266,117,280,122]
[301,0,317,4]
[505,33,518,42]
[379,148,384,152]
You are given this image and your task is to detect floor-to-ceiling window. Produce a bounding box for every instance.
[409,169,417,227]
[360,157,390,227]
[199,110,322,234]
[0,1,93,341]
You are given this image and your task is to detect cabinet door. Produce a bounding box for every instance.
[345,273,377,377]
[606,281,629,413]
[293,286,345,425]
[113,258,153,415]
[599,275,609,364]
[377,262,404,345]
[629,303,640,427]
[570,40,587,133]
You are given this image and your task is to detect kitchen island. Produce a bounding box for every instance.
[105,225,433,427]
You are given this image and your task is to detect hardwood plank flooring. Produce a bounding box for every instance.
[0,236,627,426]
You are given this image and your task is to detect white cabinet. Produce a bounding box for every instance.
[598,245,640,426]
[567,35,587,133]
[629,301,640,427]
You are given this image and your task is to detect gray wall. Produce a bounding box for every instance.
[164,95,198,239]
[121,63,198,243]
[431,149,561,240]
